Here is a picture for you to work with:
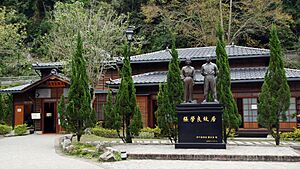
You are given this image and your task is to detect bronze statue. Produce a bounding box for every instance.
[181,57,195,103]
[200,57,219,103]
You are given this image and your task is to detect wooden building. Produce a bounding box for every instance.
[101,45,300,133]
[0,63,69,133]
[1,45,300,134]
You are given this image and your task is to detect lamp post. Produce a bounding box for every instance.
[125,26,134,54]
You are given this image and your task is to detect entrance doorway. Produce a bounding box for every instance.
[43,102,56,133]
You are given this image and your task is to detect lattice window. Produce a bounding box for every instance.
[243,98,258,122]
[283,98,297,122]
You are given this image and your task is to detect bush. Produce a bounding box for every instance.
[91,127,118,138]
[140,126,161,137]
[281,128,300,141]
[227,128,236,138]
[14,124,27,135]
[68,142,101,159]
[138,132,155,139]
[0,124,12,135]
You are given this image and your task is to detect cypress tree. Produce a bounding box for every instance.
[115,43,142,143]
[0,93,13,125]
[215,23,241,143]
[59,32,96,142]
[103,90,114,129]
[156,36,183,143]
[167,36,184,107]
[258,25,291,145]
[0,94,4,124]
[129,106,143,136]
[156,83,173,141]
[58,95,66,128]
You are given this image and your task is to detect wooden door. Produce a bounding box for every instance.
[14,105,24,126]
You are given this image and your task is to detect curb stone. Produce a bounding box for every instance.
[127,153,300,162]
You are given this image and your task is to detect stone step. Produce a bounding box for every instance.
[127,153,300,162]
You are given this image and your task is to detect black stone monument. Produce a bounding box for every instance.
[175,103,226,149]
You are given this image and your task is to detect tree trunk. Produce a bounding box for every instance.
[275,121,280,145]
[125,116,132,143]
[77,134,81,142]
[228,0,232,43]
[219,0,223,28]
[122,115,125,143]
[223,125,227,143]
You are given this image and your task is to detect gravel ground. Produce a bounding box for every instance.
[100,160,300,169]
[112,144,300,156]
[0,134,103,169]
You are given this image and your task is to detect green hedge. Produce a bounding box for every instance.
[281,128,300,141]
[0,124,12,135]
[138,132,154,139]
[14,124,27,135]
[140,126,161,137]
[91,127,118,138]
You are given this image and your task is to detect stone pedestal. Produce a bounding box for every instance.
[175,103,226,149]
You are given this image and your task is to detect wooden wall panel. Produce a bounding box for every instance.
[244,122,258,129]
[136,96,149,127]
[14,105,24,126]
[280,122,297,129]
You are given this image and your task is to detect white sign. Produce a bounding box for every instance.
[46,113,52,117]
[35,89,51,98]
[31,113,41,120]
[17,108,22,112]
[251,105,257,110]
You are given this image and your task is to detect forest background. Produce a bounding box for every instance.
[0,0,299,77]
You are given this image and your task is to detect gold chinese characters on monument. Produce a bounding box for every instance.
[182,115,217,123]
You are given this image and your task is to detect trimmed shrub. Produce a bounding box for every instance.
[140,126,161,137]
[91,127,118,138]
[281,128,300,141]
[0,124,12,135]
[14,124,27,135]
[138,132,154,139]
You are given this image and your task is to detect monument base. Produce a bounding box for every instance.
[175,143,226,149]
[176,103,226,149]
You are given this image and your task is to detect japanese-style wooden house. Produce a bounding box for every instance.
[0,63,69,133]
[1,45,300,135]
[101,45,300,135]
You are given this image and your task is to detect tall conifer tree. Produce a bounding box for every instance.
[59,32,96,142]
[156,36,183,143]
[215,23,241,143]
[103,90,114,129]
[258,25,291,145]
[156,83,174,141]
[115,43,142,143]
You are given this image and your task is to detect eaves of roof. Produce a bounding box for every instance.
[106,67,300,88]
[116,45,270,64]
[0,73,70,93]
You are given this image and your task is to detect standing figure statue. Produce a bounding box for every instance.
[200,57,219,103]
[181,57,195,103]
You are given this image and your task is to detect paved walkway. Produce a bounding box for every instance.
[0,134,102,169]
[101,160,300,169]
[1,135,300,169]
[99,138,300,147]
[112,144,300,156]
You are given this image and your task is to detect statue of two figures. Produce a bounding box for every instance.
[181,57,219,103]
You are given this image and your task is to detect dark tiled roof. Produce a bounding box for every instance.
[0,73,70,93]
[107,67,300,86]
[128,45,270,63]
[32,62,64,69]
[0,84,31,93]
